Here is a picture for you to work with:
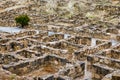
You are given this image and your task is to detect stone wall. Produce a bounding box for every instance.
[2,55,69,76]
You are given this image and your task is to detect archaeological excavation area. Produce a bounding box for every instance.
[0,0,120,80]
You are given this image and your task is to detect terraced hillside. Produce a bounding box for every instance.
[0,0,120,80]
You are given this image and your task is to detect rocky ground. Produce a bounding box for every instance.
[0,0,120,80]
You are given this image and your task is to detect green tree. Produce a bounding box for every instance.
[15,14,30,28]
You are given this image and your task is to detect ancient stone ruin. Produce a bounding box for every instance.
[0,0,120,80]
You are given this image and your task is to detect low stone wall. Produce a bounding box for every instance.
[2,54,69,76]
[102,71,120,80]
[113,43,120,50]
[14,30,36,38]
[106,28,119,34]
[92,63,114,79]
[34,61,85,80]
[42,34,64,42]
[67,36,91,46]
[87,49,120,79]
[92,32,111,40]
[0,41,26,53]
[95,4,120,15]
[0,54,19,64]
[74,41,111,61]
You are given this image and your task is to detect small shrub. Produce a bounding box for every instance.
[15,14,30,28]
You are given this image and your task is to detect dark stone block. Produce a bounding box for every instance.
[56,77,65,80]
[87,56,93,62]
[112,75,120,80]
[45,75,54,80]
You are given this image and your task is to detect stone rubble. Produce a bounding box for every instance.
[0,0,120,80]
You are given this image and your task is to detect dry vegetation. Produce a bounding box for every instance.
[36,0,120,24]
